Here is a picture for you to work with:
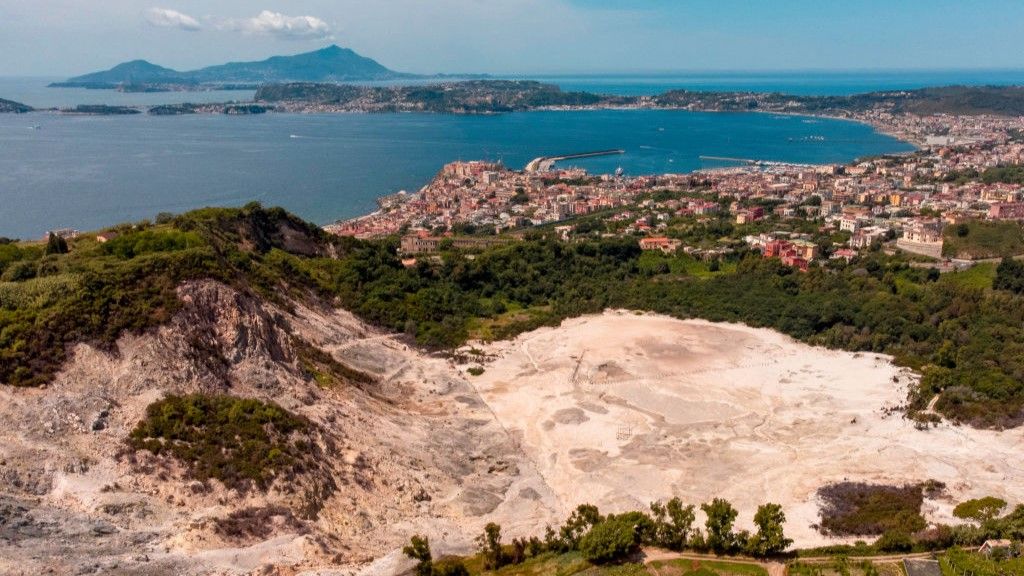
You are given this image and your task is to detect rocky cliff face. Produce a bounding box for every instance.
[0,280,558,575]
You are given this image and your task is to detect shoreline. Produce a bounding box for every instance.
[0,105,923,238]
[8,100,926,146]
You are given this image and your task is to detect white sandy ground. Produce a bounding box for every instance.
[466,310,1024,548]
[3,292,1022,574]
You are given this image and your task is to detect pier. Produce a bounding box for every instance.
[699,155,815,168]
[526,149,625,172]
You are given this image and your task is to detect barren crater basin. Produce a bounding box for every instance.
[471,310,1024,547]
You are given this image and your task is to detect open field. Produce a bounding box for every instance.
[469,311,1024,548]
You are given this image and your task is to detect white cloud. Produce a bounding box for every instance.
[144,7,201,31]
[226,10,333,40]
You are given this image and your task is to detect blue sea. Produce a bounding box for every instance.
[4,69,1016,239]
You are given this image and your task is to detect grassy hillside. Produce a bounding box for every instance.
[943,221,1024,259]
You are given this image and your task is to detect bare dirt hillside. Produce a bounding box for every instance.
[0,280,558,575]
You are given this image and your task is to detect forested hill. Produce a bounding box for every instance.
[255,80,623,112]
[258,81,1024,116]
[655,85,1024,116]
[0,98,33,113]
[2,204,1024,429]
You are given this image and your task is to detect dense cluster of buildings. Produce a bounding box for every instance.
[326,111,1024,267]
[325,159,677,239]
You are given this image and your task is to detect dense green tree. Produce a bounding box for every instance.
[702,498,739,553]
[953,497,1008,524]
[650,498,696,551]
[995,258,1024,294]
[560,504,604,550]
[746,503,793,556]
[579,515,642,564]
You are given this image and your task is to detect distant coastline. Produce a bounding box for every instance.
[0,106,909,240]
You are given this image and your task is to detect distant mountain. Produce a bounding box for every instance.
[190,45,404,83]
[55,45,413,88]
[0,98,32,113]
[63,59,187,86]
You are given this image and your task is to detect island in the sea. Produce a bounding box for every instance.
[48,44,484,91]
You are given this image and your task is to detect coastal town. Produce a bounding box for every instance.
[325,110,1024,271]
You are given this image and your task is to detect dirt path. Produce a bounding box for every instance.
[641,548,935,576]
[640,548,785,576]
[795,552,935,563]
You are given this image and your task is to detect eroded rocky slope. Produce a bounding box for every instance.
[0,280,557,575]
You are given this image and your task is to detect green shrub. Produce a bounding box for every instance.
[579,515,644,564]
[102,229,204,259]
[431,557,469,576]
[875,530,913,552]
[953,496,1008,523]
[127,394,317,494]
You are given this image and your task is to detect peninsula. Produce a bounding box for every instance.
[256,81,1024,120]
[0,97,32,113]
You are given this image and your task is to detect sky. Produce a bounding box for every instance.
[2,0,1024,76]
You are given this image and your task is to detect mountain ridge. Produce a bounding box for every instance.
[54,45,415,87]
[0,97,33,113]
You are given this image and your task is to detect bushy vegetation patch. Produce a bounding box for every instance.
[981,164,1024,185]
[995,257,1024,294]
[127,394,321,496]
[578,513,647,564]
[816,482,926,537]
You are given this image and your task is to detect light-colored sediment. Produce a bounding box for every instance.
[2,298,1022,575]
[468,310,1024,547]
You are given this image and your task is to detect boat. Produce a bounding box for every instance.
[28,125,41,130]
[615,166,624,176]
